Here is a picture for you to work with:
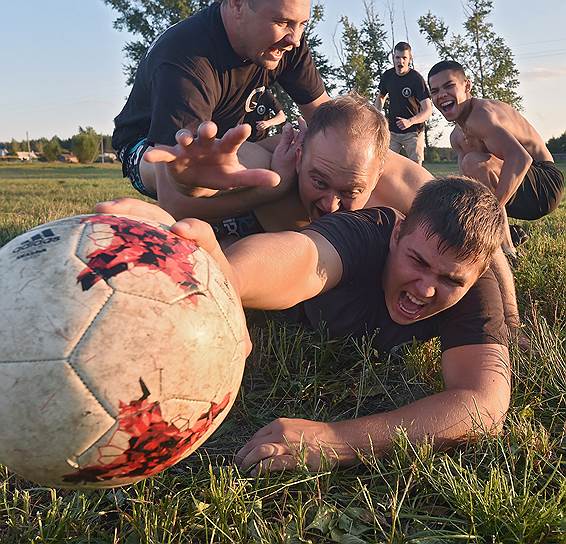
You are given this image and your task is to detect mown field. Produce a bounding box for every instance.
[0,162,564,543]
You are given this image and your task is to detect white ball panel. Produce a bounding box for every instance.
[0,361,115,486]
[70,290,241,414]
[0,219,113,361]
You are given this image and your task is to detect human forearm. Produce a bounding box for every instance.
[374,94,386,111]
[268,110,287,128]
[495,154,532,206]
[328,387,508,464]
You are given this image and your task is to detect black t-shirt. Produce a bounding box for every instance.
[378,68,430,134]
[243,90,283,142]
[112,3,325,149]
[283,208,507,354]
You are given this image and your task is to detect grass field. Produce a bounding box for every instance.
[0,162,564,543]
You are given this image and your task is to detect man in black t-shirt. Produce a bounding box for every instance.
[243,89,287,142]
[112,0,329,215]
[96,176,512,473]
[376,42,432,166]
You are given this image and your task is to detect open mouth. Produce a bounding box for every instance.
[439,99,456,116]
[398,291,427,319]
[265,48,286,61]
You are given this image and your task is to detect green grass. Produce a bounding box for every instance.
[0,162,564,543]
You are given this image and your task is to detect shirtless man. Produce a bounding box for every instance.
[140,94,433,236]
[428,60,564,257]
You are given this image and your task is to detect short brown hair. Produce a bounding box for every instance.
[399,176,503,266]
[394,41,412,53]
[303,92,390,164]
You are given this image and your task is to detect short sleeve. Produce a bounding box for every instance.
[304,208,396,285]
[438,269,508,351]
[147,63,216,146]
[378,71,389,96]
[276,39,325,105]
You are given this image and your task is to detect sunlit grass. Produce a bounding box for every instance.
[0,162,564,542]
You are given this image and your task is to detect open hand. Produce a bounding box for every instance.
[143,121,280,196]
[235,417,352,475]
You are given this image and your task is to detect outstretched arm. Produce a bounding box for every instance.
[236,343,511,473]
[144,122,300,221]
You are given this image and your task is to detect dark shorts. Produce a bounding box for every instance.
[506,161,564,220]
[211,212,264,241]
[117,138,157,200]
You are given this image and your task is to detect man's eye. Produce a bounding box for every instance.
[313,179,327,189]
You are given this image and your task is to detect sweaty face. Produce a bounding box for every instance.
[393,49,411,75]
[296,128,381,220]
[382,221,485,325]
[238,0,311,69]
[429,70,471,122]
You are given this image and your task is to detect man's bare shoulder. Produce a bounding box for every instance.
[382,150,432,182]
[467,98,511,133]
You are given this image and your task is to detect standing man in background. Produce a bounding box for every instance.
[243,88,287,142]
[375,42,432,166]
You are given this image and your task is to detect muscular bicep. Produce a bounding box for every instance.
[441,344,511,424]
[227,229,342,309]
[472,113,529,163]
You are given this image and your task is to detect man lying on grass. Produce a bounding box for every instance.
[97,176,511,473]
[141,94,522,339]
[140,93,433,234]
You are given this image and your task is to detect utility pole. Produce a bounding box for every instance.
[26,131,31,154]
[100,136,104,164]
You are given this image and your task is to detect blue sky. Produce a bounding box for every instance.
[1,0,565,146]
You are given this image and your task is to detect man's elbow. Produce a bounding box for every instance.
[463,389,510,439]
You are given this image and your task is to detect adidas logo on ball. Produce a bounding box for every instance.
[12,228,61,254]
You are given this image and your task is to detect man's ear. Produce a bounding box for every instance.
[390,217,402,251]
[465,78,473,95]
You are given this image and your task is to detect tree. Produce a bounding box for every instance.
[72,127,100,163]
[7,139,21,155]
[102,0,213,85]
[335,1,389,99]
[272,2,337,122]
[418,0,522,108]
[43,137,63,162]
[546,132,566,155]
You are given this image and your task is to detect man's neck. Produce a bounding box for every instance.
[456,96,475,128]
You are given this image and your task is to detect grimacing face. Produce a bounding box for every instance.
[296,127,382,220]
[428,69,472,122]
[237,0,311,70]
[393,48,412,75]
[382,220,485,325]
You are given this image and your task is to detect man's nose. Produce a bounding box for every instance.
[321,193,340,213]
[282,24,303,48]
[414,278,436,299]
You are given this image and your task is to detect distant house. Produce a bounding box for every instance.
[16,151,38,161]
[95,152,117,163]
[0,146,8,157]
[59,152,79,164]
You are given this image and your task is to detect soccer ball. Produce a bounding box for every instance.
[0,214,247,488]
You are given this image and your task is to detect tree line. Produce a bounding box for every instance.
[4,0,564,161]
[1,129,113,164]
